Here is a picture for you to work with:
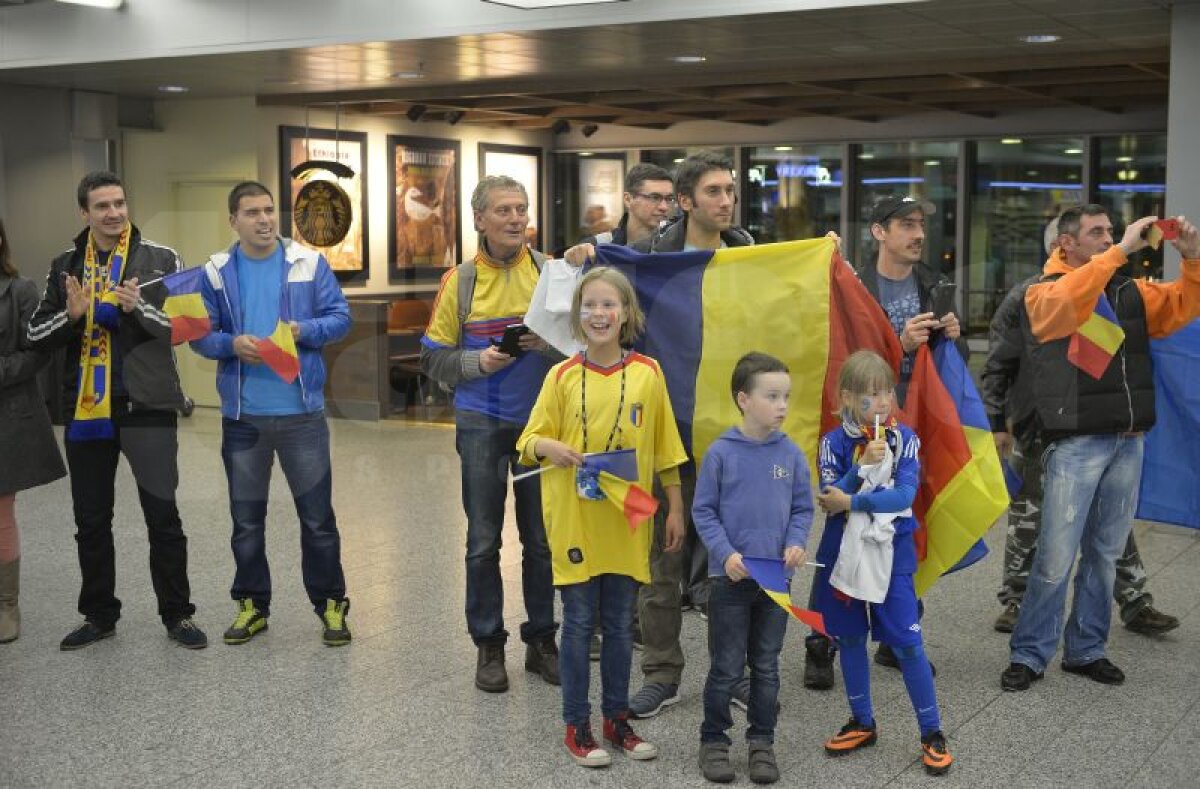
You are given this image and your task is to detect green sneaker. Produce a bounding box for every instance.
[320,599,351,646]
[223,599,268,645]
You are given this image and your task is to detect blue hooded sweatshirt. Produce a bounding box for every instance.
[693,427,814,577]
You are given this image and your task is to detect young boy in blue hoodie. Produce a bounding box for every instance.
[692,352,813,784]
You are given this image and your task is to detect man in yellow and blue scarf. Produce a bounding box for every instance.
[27,171,207,651]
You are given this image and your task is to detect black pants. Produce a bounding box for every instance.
[65,402,194,627]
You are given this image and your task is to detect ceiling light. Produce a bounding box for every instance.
[578,152,593,157]
[482,0,625,8]
[1020,34,1061,44]
[406,104,427,122]
[391,71,423,80]
[1001,138,1022,145]
[858,152,875,160]
[1116,155,1133,162]
[1068,174,1079,180]
[774,146,793,152]
[1026,170,1040,176]
[157,85,189,94]
[670,55,707,64]
[1064,148,1082,155]
[581,124,599,138]
[673,158,685,164]
[924,160,941,166]
[55,0,125,8]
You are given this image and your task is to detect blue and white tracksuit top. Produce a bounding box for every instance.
[190,239,351,419]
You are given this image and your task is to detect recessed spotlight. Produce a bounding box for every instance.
[56,0,125,8]
[1026,170,1040,176]
[774,146,793,152]
[157,85,189,94]
[1020,34,1061,44]
[391,71,423,80]
[1064,148,1082,155]
[578,152,593,157]
[1001,138,1023,145]
[673,158,685,164]
[670,55,707,64]
[1068,173,1079,180]
[924,160,941,166]
[858,152,875,160]
[1116,155,1133,162]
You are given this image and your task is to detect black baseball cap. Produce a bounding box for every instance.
[869,195,935,226]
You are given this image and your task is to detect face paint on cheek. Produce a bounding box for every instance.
[579,309,592,323]
[860,396,873,416]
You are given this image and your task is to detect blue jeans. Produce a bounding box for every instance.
[701,577,789,745]
[1009,433,1143,672]
[221,412,345,614]
[455,410,556,646]
[559,574,639,725]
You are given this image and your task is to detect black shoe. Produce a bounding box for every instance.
[994,601,1020,633]
[60,620,115,651]
[1000,662,1043,691]
[804,635,837,690]
[875,643,937,676]
[525,638,561,686]
[166,618,208,649]
[476,643,508,693]
[1124,606,1180,636]
[1062,657,1124,685]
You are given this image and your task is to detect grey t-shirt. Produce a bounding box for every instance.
[876,271,921,383]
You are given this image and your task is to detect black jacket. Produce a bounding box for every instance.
[981,274,1041,440]
[629,214,754,253]
[1019,272,1155,442]
[578,212,629,248]
[854,261,970,365]
[27,226,185,412]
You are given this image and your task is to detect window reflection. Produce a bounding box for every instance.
[743,145,842,243]
[1096,134,1167,280]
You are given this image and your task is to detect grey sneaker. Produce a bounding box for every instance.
[699,742,735,783]
[629,682,680,718]
[748,743,780,784]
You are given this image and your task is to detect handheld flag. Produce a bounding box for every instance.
[582,448,638,481]
[255,320,301,384]
[900,339,1008,595]
[1066,295,1125,380]
[595,471,657,533]
[162,267,211,344]
[742,556,827,635]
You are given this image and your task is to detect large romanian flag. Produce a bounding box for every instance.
[591,239,1006,593]
[161,267,211,345]
[901,339,1009,595]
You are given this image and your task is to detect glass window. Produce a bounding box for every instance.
[853,141,959,281]
[1095,133,1167,280]
[966,138,1084,337]
[550,152,627,255]
[743,145,842,243]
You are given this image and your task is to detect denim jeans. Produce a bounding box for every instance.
[221,412,346,614]
[559,574,639,725]
[1009,433,1143,672]
[701,577,789,745]
[65,404,193,627]
[455,410,556,646]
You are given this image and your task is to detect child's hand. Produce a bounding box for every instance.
[861,437,887,466]
[663,510,685,553]
[784,545,807,569]
[536,439,583,468]
[725,552,748,581]
[817,486,851,514]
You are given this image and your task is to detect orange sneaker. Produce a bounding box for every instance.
[824,718,877,755]
[921,730,953,775]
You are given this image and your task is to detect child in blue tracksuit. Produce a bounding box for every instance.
[814,350,952,776]
[692,352,813,784]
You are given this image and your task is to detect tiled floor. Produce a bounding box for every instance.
[3,410,1198,788]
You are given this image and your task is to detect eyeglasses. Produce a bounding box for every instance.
[632,192,677,205]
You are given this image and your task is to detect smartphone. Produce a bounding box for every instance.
[497,323,530,356]
[929,282,957,321]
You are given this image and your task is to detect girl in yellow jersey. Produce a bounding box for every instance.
[517,266,687,768]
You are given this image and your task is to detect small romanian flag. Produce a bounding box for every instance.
[1067,295,1125,380]
[162,267,211,345]
[595,472,658,533]
[255,320,301,384]
[741,556,827,636]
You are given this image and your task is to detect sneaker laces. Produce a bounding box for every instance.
[575,722,599,750]
[175,618,198,632]
[610,717,640,746]
[323,600,345,630]
[232,601,258,629]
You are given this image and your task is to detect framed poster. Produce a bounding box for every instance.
[479,142,544,252]
[388,135,461,284]
[578,155,625,241]
[279,126,369,286]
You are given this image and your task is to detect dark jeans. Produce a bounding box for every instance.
[221,412,345,614]
[702,577,788,745]
[560,574,639,725]
[455,410,556,646]
[65,403,193,627]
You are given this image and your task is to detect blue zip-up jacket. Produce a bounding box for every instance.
[190,239,351,419]
[692,427,814,578]
[816,422,921,574]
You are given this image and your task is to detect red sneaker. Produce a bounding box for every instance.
[565,722,611,768]
[603,714,658,760]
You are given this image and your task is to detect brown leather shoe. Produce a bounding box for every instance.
[475,643,508,692]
